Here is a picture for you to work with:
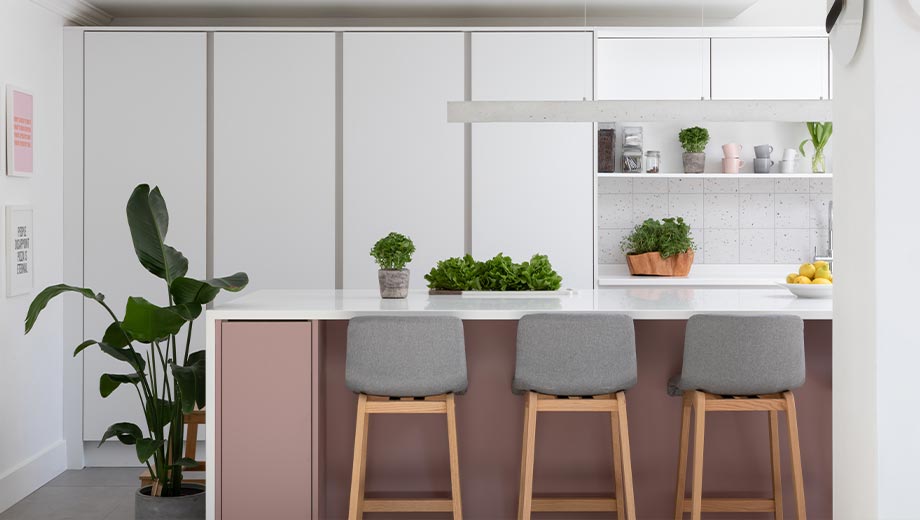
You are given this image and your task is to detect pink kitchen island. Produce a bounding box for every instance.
[205,289,832,520]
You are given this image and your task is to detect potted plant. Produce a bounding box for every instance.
[425,253,562,293]
[620,217,696,276]
[678,126,710,173]
[370,232,416,298]
[25,184,248,520]
[799,121,832,173]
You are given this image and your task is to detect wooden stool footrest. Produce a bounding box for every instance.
[362,498,454,512]
[532,496,618,512]
[681,497,776,513]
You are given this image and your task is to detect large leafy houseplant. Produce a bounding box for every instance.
[799,122,832,173]
[25,184,248,498]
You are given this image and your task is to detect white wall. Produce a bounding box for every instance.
[0,0,68,513]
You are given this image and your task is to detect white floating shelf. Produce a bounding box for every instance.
[597,172,833,179]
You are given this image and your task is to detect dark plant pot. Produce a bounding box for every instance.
[135,484,205,520]
[682,152,706,173]
[378,269,409,299]
[626,250,695,277]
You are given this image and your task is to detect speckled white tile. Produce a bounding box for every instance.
[703,194,739,228]
[740,229,775,264]
[668,194,704,229]
[775,178,809,193]
[775,229,811,263]
[809,193,833,229]
[633,177,669,194]
[703,178,739,193]
[690,228,705,263]
[668,178,704,194]
[809,177,833,194]
[810,228,831,258]
[740,193,774,228]
[703,229,740,264]
[739,178,775,194]
[598,194,633,229]
[775,194,810,228]
[598,177,633,194]
[598,229,631,264]
[632,193,668,222]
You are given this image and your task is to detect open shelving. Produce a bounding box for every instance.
[596,172,833,179]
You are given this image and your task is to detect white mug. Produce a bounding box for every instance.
[779,160,796,173]
[782,148,798,161]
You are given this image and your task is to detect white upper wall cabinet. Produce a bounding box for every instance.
[213,33,336,294]
[83,32,207,440]
[343,32,465,290]
[711,37,830,100]
[597,38,711,100]
[472,32,594,289]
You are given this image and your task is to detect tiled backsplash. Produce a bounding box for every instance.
[598,177,833,264]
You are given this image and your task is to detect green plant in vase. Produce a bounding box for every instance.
[799,122,833,173]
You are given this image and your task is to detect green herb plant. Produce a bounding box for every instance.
[621,217,695,259]
[678,127,710,154]
[799,122,832,173]
[370,232,416,270]
[24,184,249,498]
[425,253,562,291]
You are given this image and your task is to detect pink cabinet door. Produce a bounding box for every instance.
[219,321,313,519]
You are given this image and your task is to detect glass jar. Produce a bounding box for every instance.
[645,151,661,173]
[622,150,643,173]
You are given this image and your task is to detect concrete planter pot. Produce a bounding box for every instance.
[682,152,706,173]
[378,269,410,299]
[135,484,205,520]
[626,250,694,277]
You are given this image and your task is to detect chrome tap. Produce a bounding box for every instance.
[814,200,833,271]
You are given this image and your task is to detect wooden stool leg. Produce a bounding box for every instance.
[518,391,538,520]
[348,394,370,520]
[690,391,706,520]
[611,408,626,520]
[769,410,784,520]
[615,391,637,520]
[674,393,692,520]
[446,394,463,520]
[784,392,807,520]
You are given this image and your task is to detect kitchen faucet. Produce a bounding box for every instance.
[814,200,833,271]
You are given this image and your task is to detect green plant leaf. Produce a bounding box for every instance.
[621,217,694,259]
[678,127,710,154]
[136,438,166,464]
[121,297,187,343]
[102,322,131,348]
[99,422,143,447]
[73,340,98,357]
[25,284,101,333]
[370,232,416,270]
[171,457,199,469]
[425,253,561,291]
[171,360,204,414]
[126,184,188,284]
[186,350,207,409]
[100,373,142,398]
[170,273,249,305]
[99,343,146,372]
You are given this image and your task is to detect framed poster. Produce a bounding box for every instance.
[7,86,33,177]
[6,206,34,296]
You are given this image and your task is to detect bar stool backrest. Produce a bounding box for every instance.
[679,314,805,396]
[346,315,468,397]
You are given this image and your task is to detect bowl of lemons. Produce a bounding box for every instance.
[777,261,833,299]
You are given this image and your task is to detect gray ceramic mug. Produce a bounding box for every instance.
[754,157,775,173]
[754,144,774,158]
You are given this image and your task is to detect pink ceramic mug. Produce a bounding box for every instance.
[722,157,745,173]
[722,143,743,158]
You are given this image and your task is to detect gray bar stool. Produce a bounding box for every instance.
[514,313,638,520]
[345,316,468,520]
[670,314,807,520]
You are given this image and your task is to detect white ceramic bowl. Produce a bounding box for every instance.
[776,282,833,299]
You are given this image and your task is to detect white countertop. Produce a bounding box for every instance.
[207,288,832,321]
[597,264,800,287]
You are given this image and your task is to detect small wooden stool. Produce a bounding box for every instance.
[139,409,206,488]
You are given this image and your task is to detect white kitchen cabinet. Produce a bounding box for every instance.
[343,32,465,289]
[711,37,830,100]
[83,32,207,440]
[471,32,594,289]
[213,33,336,294]
[597,38,711,100]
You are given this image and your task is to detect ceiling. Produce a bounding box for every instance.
[84,0,758,20]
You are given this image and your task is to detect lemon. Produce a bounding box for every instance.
[828,274,833,282]
[786,273,799,284]
[812,278,832,285]
[814,268,831,280]
[799,263,816,279]
[814,261,829,270]
[794,276,812,284]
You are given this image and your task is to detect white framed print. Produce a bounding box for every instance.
[6,85,34,177]
[6,205,34,296]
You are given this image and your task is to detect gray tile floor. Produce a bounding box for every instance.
[0,468,141,520]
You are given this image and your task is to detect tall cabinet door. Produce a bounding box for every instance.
[213,33,336,293]
[471,32,594,289]
[83,32,207,440]
[343,32,465,289]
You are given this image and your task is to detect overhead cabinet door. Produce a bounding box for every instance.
[711,37,830,100]
[471,32,594,289]
[213,33,336,293]
[83,32,207,440]
[597,38,710,100]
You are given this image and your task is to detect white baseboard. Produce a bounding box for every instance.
[83,441,206,468]
[0,440,67,514]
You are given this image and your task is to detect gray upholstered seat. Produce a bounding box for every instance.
[669,314,805,396]
[346,315,468,397]
[513,313,638,396]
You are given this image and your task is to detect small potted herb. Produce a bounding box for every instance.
[678,126,710,173]
[621,217,695,276]
[370,232,416,298]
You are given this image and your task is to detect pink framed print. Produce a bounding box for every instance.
[7,86,34,177]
